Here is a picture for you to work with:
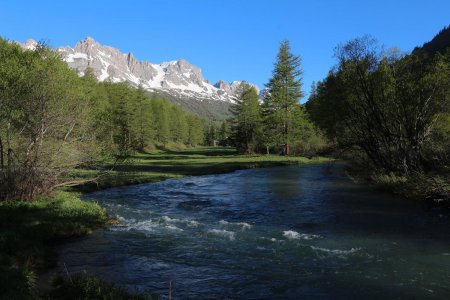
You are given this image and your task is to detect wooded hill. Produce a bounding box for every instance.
[0,38,210,201]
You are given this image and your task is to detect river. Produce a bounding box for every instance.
[49,163,450,299]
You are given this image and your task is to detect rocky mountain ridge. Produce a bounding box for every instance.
[22,37,259,104]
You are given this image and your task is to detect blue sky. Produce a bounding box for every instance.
[1,0,449,99]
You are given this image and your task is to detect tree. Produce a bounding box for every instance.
[169,105,188,143]
[218,121,230,141]
[133,86,154,151]
[186,115,204,146]
[264,40,304,155]
[151,95,170,145]
[0,40,100,200]
[307,35,450,173]
[230,83,262,153]
[106,83,136,156]
[205,124,218,146]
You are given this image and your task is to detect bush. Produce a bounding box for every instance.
[48,274,151,300]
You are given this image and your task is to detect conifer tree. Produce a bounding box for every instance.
[186,115,204,146]
[264,40,304,155]
[218,121,230,140]
[230,83,262,153]
[151,95,170,145]
[133,86,154,151]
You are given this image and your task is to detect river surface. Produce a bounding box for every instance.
[51,164,449,299]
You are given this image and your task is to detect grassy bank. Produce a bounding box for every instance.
[0,146,332,299]
[371,169,450,207]
[346,162,450,207]
[72,146,332,192]
[0,191,109,299]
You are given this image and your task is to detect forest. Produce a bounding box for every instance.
[0,38,208,201]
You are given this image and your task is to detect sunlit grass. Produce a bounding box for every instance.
[0,191,109,298]
[71,146,333,191]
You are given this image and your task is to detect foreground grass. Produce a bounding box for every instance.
[0,147,332,299]
[47,274,151,300]
[0,191,110,299]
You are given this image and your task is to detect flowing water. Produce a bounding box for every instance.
[51,164,449,299]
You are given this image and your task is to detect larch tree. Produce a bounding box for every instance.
[265,40,304,155]
[230,83,262,153]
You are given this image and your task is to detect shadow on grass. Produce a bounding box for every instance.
[0,193,108,298]
[72,147,331,192]
[163,147,238,157]
[133,148,238,161]
[113,160,294,176]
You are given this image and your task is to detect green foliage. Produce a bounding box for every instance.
[0,191,108,298]
[134,87,155,151]
[218,121,230,140]
[204,123,218,146]
[186,115,205,146]
[0,38,209,201]
[48,274,150,300]
[0,39,101,200]
[306,35,450,174]
[150,94,171,145]
[264,40,305,155]
[169,105,189,143]
[230,83,263,153]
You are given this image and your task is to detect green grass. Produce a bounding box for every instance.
[72,146,333,192]
[47,274,152,300]
[0,191,109,299]
[0,146,333,299]
[372,169,450,207]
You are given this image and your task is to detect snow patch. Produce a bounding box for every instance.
[64,52,88,63]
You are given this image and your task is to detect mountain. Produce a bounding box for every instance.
[20,37,260,120]
[412,26,450,59]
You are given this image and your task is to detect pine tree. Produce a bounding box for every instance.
[169,105,189,143]
[265,40,304,155]
[218,121,230,140]
[230,83,262,153]
[186,115,204,146]
[133,86,154,151]
[151,95,170,145]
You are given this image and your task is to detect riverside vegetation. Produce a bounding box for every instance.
[0,26,449,299]
[0,147,330,299]
[306,28,450,204]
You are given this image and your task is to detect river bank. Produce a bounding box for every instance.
[0,147,332,299]
[345,162,450,208]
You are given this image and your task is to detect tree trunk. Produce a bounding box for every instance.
[266,145,270,155]
[0,135,3,170]
[284,143,290,156]
[7,147,13,180]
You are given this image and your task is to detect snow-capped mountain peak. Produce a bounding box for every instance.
[51,37,257,103]
[23,39,38,50]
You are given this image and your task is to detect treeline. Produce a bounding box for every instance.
[0,38,207,200]
[306,34,450,175]
[229,40,327,155]
[93,82,206,156]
